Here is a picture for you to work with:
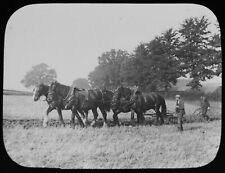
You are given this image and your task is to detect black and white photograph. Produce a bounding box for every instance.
[3,4,221,168]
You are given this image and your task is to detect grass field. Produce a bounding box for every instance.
[3,95,222,168]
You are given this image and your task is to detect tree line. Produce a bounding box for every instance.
[20,63,91,89]
[21,16,221,92]
[88,16,221,91]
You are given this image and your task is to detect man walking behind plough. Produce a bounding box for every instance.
[175,95,185,132]
[200,95,210,121]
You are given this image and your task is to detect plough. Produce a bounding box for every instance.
[143,110,178,124]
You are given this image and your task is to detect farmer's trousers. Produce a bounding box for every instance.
[201,107,209,121]
[176,110,184,131]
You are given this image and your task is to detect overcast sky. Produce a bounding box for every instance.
[4,4,221,91]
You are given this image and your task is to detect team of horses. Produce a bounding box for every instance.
[33,81,167,128]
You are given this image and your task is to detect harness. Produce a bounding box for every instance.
[78,90,89,100]
[111,87,136,110]
[47,82,68,108]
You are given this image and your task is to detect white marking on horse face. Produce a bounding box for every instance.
[33,87,37,101]
[33,87,41,101]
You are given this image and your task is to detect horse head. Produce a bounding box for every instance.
[129,85,143,108]
[130,85,142,98]
[33,83,48,101]
[49,80,58,93]
[46,81,58,103]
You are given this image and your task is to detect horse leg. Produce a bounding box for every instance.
[99,106,108,127]
[158,105,164,125]
[70,109,76,129]
[160,110,164,125]
[113,110,120,126]
[77,109,86,126]
[139,112,146,124]
[134,110,140,123]
[56,108,65,127]
[77,109,85,127]
[78,109,87,126]
[43,106,54,127]
[72,108,84,128]
[83,110,89,127]
[131,110,135,121]
[135,108,145,124]
[155,106,163,125]
[136,113,141,125]
[91,108,98,127]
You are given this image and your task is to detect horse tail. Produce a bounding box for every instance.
[161,97,167,117]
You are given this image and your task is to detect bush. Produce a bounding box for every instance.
[180,89,205,101]
[156,90,204,101]
[205,86,221,101]
[156,87,221,102]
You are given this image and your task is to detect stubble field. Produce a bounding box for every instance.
[3,95,221,168]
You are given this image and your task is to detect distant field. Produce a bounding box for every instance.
[3,89,32,96]
[3,95,222,168]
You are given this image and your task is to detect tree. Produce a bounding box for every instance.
[177,16,219,90]
[88,65,107,88]
[208,21,221,76]
[121,28,180,92]
[88,49,130,90]
[72,78,91,89]
[20,63,57,88]
[145,29,181,91]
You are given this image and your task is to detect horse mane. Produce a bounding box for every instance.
[49,81,70,99]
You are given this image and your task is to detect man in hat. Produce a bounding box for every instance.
[200,95,210,121]
[175,94,185,131]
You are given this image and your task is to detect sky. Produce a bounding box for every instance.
[4,4,221,91]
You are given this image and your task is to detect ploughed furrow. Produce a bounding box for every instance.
[3,117,178,129]
[3,114,219,129]
[3,119,71,129]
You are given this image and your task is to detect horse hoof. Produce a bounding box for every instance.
[141,121,146,125]
[103,123,108,128]
[60,124,65,128]
[79,123,84,128]
[113,120,120,126]
[84,123,88,128]
[82,119,88,126]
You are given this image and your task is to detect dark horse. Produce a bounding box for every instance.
[46,81,86,128]
[33,82,84,127]
[111,86,167,126]
[111,86,144,126]
[33,83,58,127]
[64,87,114,128]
